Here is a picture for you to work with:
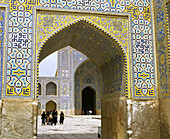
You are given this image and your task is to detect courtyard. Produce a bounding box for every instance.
[37,115,101,139]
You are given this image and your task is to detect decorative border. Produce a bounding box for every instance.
[131,0,157,99]
[154,0,170,98]
[166,2,170,75]
[0,7,5,100]
[0,4,9,100]
[165,1,170,98]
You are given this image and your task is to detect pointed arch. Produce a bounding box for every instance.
[82,86,96,115]
[37,18,126,60]
[46,100,57,112]
[46,82,57,95]
[37,18,128,97]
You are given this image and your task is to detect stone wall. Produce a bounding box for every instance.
[131,100,160,139]
[102,96,127,139]
[101,98,162,139]
[100,52,126,139]
[159,98,170,138]
[1,100,37,139]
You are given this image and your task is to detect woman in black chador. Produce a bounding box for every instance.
[59,111,64,124]
[53,110,58,125]
[41,111,46,125]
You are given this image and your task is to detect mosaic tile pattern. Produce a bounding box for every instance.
[0,9,5,100]
[155,0,170,98]
[0,0,157,99]
[36,12,128,53]
[60,80,69,96]
[5,0,34,97]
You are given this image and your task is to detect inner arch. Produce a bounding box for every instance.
[39,20,125,67]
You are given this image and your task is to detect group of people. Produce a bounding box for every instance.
[41,110,65,125]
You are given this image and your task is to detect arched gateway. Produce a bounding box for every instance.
[0,1,169,139]
[37,18,127,138]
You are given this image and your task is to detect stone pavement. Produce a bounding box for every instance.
[37,115,101,139]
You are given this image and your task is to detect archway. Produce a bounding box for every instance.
[46,100,56,112]
[37,19,127,138]
[82,87,96,115]
[46,82,57,95]
[74,59,101,115]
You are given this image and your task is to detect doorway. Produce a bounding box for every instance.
[46,100,56,112]
[82,87,96,115]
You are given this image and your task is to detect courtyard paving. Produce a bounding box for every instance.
[37,115,101,139]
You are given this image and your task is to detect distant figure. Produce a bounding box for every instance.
[53,110,58,125]
[59,111,64,124]
[41,111,46,125]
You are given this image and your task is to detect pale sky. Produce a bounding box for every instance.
[39,51,58,77]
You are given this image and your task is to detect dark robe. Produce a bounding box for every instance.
[53,111,58,125]
[59,112,64,124]
[41,112,46,125]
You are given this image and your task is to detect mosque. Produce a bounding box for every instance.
[0,0,169,138]
[38,46,101,116]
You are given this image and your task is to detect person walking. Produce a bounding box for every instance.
[41,111,46,125]
[59,111,64,124]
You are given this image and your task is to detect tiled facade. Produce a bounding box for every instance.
[0,0,169,138]
[0,0,166,100]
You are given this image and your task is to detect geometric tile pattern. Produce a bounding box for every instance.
[38,0,156,99]
[5,0,34,97]
[0,9,5,100]
[154,0,170,98]
[0,0,157,99]
[60,80,69,96]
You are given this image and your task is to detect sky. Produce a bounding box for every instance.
[39,51,58,77]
